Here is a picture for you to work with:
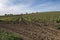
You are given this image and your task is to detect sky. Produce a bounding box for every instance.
[0,0,60,15]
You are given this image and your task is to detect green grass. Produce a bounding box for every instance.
[0,28,23,40]
[0,11,60,23]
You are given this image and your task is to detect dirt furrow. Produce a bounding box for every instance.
[0,23,60,40]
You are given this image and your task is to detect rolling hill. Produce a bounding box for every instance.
[0,11,60,40]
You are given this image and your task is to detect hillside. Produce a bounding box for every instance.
[0,11,60,40]
[0,11,60,22]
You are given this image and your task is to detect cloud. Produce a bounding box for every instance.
[29,0,60,12]
[0,0,60,15]
[0,0,33,15]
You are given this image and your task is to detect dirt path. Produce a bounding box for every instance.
[0,23,60,40]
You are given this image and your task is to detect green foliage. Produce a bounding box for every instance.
[0,11,60,23]
[0,28,23,40]
[55,25,60,30]
[55,19,60,23]
[0,20,4,22]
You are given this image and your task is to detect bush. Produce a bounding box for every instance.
[0,20,4,22]
[55,25,60,30]
[0,28,23,40]
[56,19,60,23]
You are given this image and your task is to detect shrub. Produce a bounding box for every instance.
[0,28,23,40]
[55,25,60,30]
[0,20,4,22]
[56,19,60,23]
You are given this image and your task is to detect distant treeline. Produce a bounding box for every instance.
[5,14,13,16]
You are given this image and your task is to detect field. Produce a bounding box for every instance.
[0,11,60,23]
[0,11,60,40]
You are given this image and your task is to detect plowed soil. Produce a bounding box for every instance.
[0,22,60,40]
